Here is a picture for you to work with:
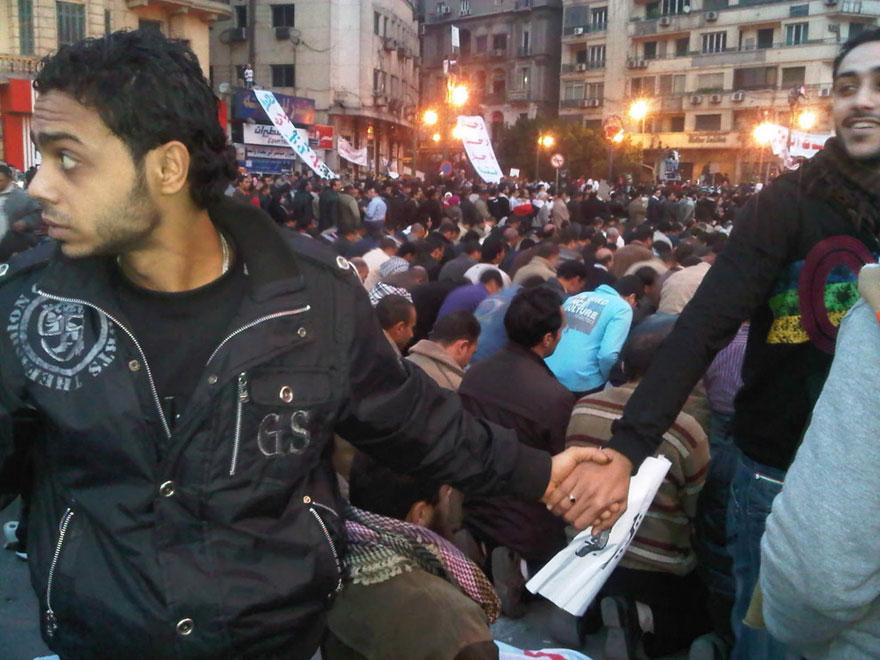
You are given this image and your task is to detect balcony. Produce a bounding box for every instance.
[823,0,880,15]
[560,98,583,108]
[561,62,606,74]
[628,37,840,69]
[629,12,705,38]
[508,88,531,102]
[562,23,608,39]
[126,0,231,19]
[0,54,40,77]
[516,46,532,57]
[483,92,506,105]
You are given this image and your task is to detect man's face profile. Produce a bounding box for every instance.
[833,41,880,164]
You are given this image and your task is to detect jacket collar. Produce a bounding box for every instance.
[408,339,464,374]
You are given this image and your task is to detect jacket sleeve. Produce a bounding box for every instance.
[760,301,880,654]
[335,284,552,501]
[597,303,633,381]
[608,183,799,468]
[0,338,29,510]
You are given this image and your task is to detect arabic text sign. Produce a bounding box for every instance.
[253,90,337,179]
[456,115,504,184]
[243,123,308,148]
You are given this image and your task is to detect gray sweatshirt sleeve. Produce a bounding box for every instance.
[760,300,880,657]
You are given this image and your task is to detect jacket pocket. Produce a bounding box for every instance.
[305,497,344,597]
[44,507,75,640]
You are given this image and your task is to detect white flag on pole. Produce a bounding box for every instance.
[456,116,504,184]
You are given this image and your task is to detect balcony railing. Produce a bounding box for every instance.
[628,37,840,65]
[561,62,606,73]
[0,54,40,76]
[562,23,608,38]
[508,88,530,101]
[516,46,532,57]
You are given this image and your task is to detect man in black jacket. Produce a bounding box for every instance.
[546,28,880,660]
[0,30,608,659]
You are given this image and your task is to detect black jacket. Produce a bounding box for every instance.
[0,201,551,659]
[610,172,880,471]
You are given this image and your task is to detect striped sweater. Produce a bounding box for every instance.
[566,383,709,576]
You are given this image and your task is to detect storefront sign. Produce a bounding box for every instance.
[233,90,315,125]
[688,133,729,145]
[244,123,308,148]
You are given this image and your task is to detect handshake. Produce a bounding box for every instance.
[540,446,634,533]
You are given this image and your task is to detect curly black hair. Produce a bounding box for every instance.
[34,29,236,209]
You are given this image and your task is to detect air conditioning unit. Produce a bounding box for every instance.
[573,27,585,35]
[226,27,247,43]
[710,93,723,103]
[743,37,756,50]
[659,16,672,27]
[576,63,588,72]
[706,10,719,21]
[731,90,745,102]
[690,94,704,104]
[274,26,290,40]
[819,86,832,97]
[583,98,601,108]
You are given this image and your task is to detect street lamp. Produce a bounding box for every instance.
[797,109,818,131]
[535,133,555,180]
[432,132,442,143]
[628,99,650,134]
[451,125,463,140]
[422,108,439,126]
[449,84,470,108]
[753,121,775,184]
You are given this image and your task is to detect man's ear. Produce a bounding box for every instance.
[146,141,191,197]
[405,500,434,527]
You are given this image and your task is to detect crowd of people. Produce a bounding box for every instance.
[3,25,880,660]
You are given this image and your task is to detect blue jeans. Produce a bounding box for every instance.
[694,412,738,640]
[727,451,791,660]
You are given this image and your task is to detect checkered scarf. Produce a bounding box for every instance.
[342,505,501,623]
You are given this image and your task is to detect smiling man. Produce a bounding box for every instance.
[545,27,880,659]
[0,30,609,659]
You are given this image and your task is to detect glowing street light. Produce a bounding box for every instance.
[431,132,442,143]
[628,99,650,122]
[753,122,775,146]
[797,109,818,131]
[537,134,556,148]
[422,108,439,126]
[449,84,470,107]
[451,125,463,140]
[611,130,625,144]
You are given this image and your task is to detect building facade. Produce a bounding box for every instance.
[420,0,562,140]
[0,0,229,170]
[209,0,420,176]
[560,0,880,183]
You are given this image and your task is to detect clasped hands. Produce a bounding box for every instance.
[541,446,633,533]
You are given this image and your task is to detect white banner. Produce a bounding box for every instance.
[456,115,504,184]
[253,90,337,179]
[527,456,672,616]
[764,123,832,168]
[338,136,369,167]
[243,123,308,148]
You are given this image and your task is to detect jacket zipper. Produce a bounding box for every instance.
[229,372,249,476]
[206,306,311,366]
[308,504,344,594]
[754,472,784,487]
[36,290,172,439]
[45,508,75,639]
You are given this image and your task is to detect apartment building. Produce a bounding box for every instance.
[560,0,880,183]
[420,0,562,140]
[0,0,229,170]
[209,0,420,174]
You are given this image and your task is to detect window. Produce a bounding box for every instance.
[701,31,727,53]
[139,19,162,33]
[564,5,587,28]
[373,69,385,93]
[675,37,689,56]
[789,4,809,17]
[492,34,507,51]
[519,66,530,89]
[631,76,655,96]
[235,5,247,28]
[373,11,380,35]
[757,28,774,48]
[669,115,685,131]
[18,0,34,54]
[563,83,585,100]
[575,49,587,64]
[521,30,530,53]
[588,44,606,67]
[586,81,604,101]
[850,21,868,39]
[696,72,724,92]
[271,4,295,27]
[647,0,688,17]
[695,114,722,131]
[591,6,607,28]
[492,76,506,95]
[659,74,686,94]
[383,16,389,37]
[704,0,729,8]
[785,22,808,45]
[460,0,471,14]
[389,75,399,98]
[57,1,85,46]
[584,119,603,130]
[781,66,805,86]
[271,64,295,87]
[733,66,777,90]
[475,35,488,52]
[644,41,658,60]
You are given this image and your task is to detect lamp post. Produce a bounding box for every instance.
[752,121,774,184]
[535,133,555,180]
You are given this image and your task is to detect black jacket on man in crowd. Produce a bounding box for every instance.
[0,201,552,659]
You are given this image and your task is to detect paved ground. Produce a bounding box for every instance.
[1,502,686,660]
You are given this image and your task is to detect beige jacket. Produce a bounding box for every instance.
[405,340,465,391]
[512,256,557,285]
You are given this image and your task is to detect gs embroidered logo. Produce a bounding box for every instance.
[7,287,117,391]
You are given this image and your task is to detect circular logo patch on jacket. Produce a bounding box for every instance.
[7,287,117,391]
